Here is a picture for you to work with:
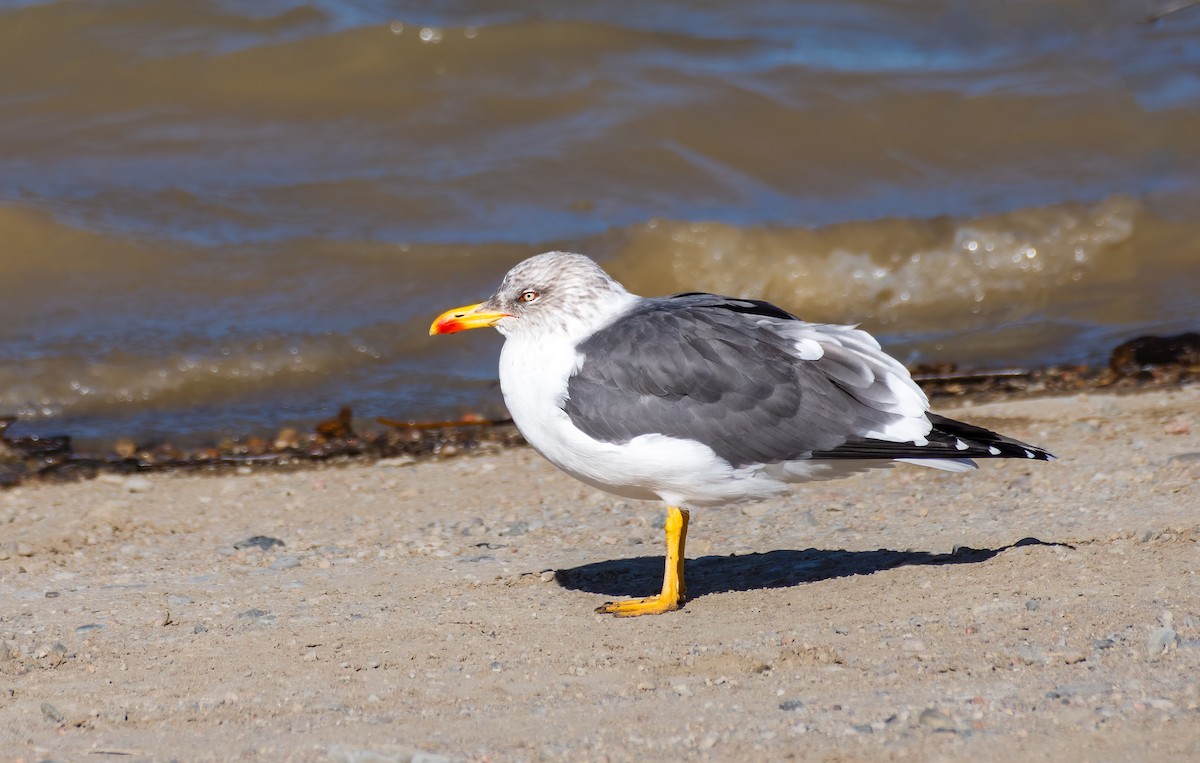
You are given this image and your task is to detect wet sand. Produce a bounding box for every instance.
[2,384,1199,762]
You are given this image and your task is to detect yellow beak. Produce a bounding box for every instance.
[429,303,509,336]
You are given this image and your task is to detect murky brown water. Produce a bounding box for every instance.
[2,1,1198,443]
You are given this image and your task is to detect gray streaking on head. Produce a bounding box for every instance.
[430,251,1054,616]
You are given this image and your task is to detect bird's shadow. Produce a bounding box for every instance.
[555,537,1067,600]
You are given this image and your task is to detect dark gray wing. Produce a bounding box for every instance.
[563,294,929,468]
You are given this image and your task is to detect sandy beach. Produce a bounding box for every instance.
[3,4,1199,761]
[2,384,1199,762]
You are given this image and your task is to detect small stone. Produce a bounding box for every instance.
[234,535,285,551]
[672,682,692,697]
[16,543,33,557]
[740,503,771,517]
[901,639,926,653]
[194,623,208,634]
[918,707,957,732]
[833,626,849,636]
[1163,418,1190,435]
[1025,599,1040,611]
[166,595,193,607]
[1147,627,1179,656]
[238,608,271,619]
[41,702,65,726]
[500,521,528,537]
[539,570,556,583]
[779,699,805,711]
[75,623,104,633]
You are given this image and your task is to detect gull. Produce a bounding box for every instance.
[430,252,1053,616]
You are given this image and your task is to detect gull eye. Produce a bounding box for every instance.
[518,290,539,303]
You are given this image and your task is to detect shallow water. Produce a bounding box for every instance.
[2,0,1198,444]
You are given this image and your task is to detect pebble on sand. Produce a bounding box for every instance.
[1162,418,1191,435]
[917,708,957,732]
[41,702,65,726]
[1147,627,1179,656]
[234,535,285,551]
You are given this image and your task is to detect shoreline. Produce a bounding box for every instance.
[2,381,1199,760]
[3,343,1198,490]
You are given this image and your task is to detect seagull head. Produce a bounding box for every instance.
[430,251,636,341]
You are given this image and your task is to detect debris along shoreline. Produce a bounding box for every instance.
[0,408,525,489]
[2,331,1198,489]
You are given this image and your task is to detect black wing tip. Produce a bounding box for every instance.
[926,413,1055,462]
[813,415,1057,462]
[979,441,1056,461]
[812,437,1055,463]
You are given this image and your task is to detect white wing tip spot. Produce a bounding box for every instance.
[988,446,1001,455]
[954,438,968,451]
[1024,449,1035,459]
[793,339,824,361]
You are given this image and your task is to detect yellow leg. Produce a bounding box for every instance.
[596,505,689,617]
